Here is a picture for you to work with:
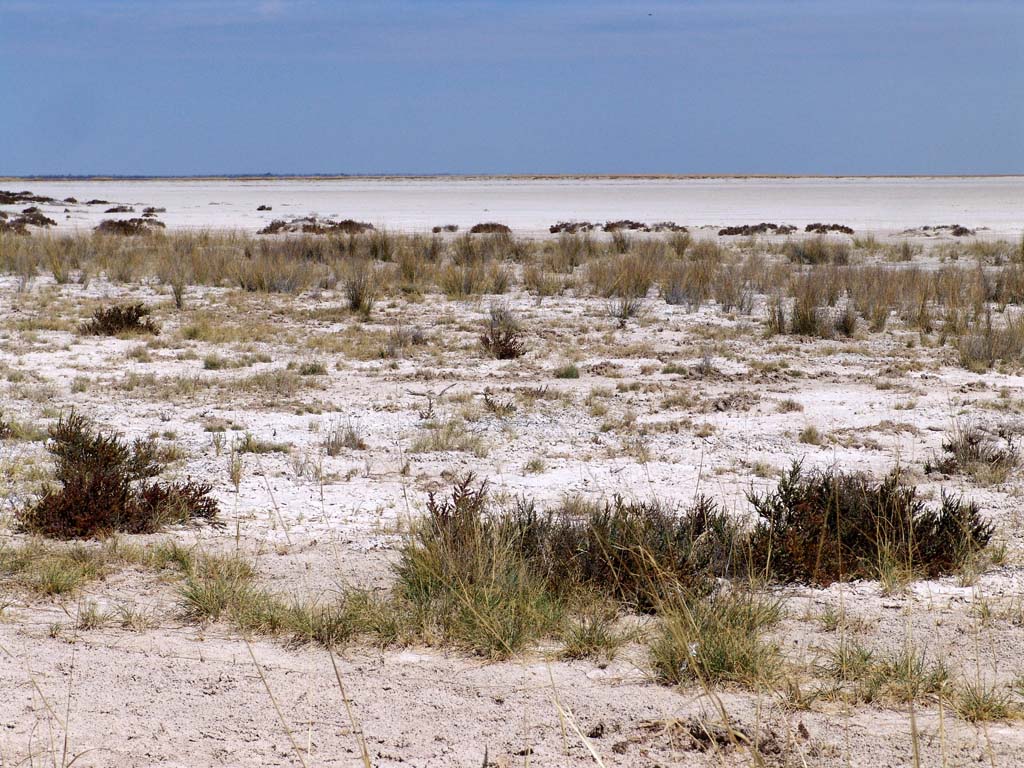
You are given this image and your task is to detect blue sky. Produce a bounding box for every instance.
[2,0,1022,175]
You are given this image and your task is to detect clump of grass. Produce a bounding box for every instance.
[765,296,788,335]
[342,258,377,316]
[480,304,525,360]
[401,477,743,611]
[661,260,713,311]
[180,553,257,622]
[954,680,1015,722]
[394,477,748,657]
[0,412,47,441]
[382,324,426,358]
[80,303,160,336]
[608,295,644,328]
[553,363,580,379]
[957,309,1024,371]
[323,419,366,454]
[439,258,508,298]
[559,601,628,663]
[396,478,561,657]
[534,494,745,609]
[649,589,782,688]
[776,398,803,413]
[825,641,950,703]
[784,237,850,265]
[0,542,111,596]
[410,417,488,457]
[235,432,290,454]
[748,462,992,585]
[925,421,1018,484]
[524,457,546,473]
[202,354,229,370]
[297,360,328,376]
[886,241,921,262]
[789,275,831,337]
[75,600,111,630]
[798,425,823,445]
[17,411,220,539]
[235,241,319,293]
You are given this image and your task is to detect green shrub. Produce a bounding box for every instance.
[748,463,992,585]
[553,363,580,379]
[480,305,525,360]
[18,412,219,539]
[81,303,159,336]
[398,476,744,616]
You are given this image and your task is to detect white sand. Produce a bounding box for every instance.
[6,175,1024,235]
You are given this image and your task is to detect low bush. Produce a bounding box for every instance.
[257,217,372,235]
[469,222,511,234]
[602,219,646,232]
[80,303,160,336]
[805,223,854,235]
[94,218,165,235]
[480,305,525,359]
[549,221,596,234]
[748,463,992,585]
[18,412,220,538]
[718,222,795,237]
[397,476,744,615]
[925,422,1018,483]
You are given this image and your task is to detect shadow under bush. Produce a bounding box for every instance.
[18,412,220,539]
[748,462,992,586]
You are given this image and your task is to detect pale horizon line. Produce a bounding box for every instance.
[4,172,1024,182]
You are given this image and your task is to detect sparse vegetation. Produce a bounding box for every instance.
[3,213,1024,759]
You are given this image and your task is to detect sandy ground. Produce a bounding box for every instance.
[3,176,1024,235]
[2,216,1024,765]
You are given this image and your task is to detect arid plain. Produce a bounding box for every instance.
[2,177,1024,767]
